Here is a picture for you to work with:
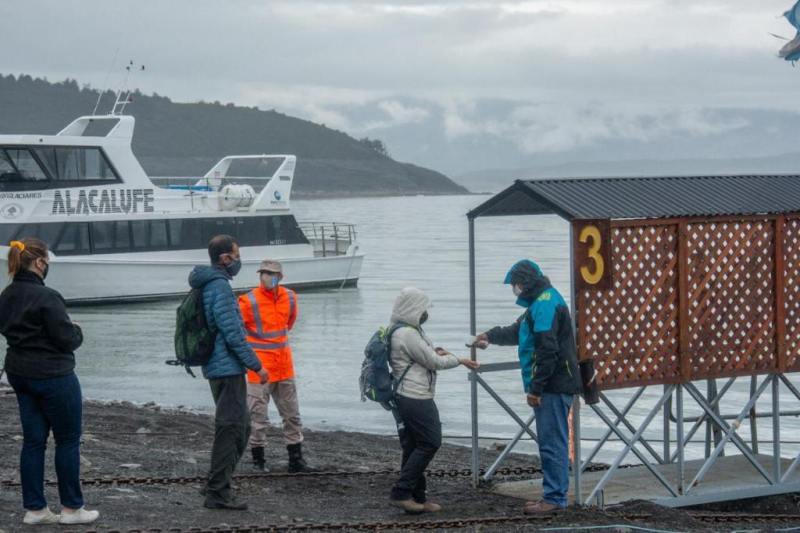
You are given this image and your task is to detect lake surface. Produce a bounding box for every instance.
[3,194,797,461]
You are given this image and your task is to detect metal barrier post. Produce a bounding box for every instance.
[469,217,479,487]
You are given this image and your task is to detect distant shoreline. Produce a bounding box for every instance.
[149,177,484,199]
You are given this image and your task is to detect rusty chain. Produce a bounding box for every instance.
[66,512,800,533]
[0,464,631,488]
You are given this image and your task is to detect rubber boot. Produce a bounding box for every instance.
[287,443,319,473]
[251,446,269,473]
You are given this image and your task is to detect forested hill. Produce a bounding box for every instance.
[0,74,467,197]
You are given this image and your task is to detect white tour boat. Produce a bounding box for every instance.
[0,114,364,304]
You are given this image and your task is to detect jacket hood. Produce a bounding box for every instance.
[504,260,552,308]
[390,287,433,327]
[188,265,230,289]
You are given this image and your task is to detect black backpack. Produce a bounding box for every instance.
[359,322,412,410]
[166,287,217,377]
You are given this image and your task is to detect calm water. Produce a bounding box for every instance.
[2,195,797,461]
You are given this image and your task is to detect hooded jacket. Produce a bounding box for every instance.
[485,260,581,397]
[188,265,263,380]
[0,270,83,379]
[388,288,459,400]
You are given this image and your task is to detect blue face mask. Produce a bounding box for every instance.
[225,258,242,277]
[264,274,279,288]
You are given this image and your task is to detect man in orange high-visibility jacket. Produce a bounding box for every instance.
[239,259,319,474]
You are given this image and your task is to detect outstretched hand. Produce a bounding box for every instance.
[471,333,489,350]
[459,358,480,371]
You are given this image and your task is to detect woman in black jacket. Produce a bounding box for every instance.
[0,238,99,526]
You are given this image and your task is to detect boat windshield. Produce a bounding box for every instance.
[0,145,121,191]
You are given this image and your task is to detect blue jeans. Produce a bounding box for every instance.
[534,392,573,507]
[7,372,84,511]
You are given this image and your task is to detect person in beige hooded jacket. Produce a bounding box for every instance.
[387,288,479,514]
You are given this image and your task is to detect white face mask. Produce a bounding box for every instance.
[512,284,523,297]
[262,274,280,289]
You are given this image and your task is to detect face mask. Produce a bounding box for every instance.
[225,257,242,277]
[40,260,49,281]
[419,312,429,325]
[263,275,279,289]
[512,284,523,297]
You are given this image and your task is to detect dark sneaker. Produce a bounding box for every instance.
[204,498,249,511]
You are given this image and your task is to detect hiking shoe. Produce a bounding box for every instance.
[523,501,565,514]
[251,446,269,473]
[204,498,248,511]
[59,507,100,525]
[421,502,442,513]
[287,443,319,473]
[23,508,60,525]
[389,499,425,514]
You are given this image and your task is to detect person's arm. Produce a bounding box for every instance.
[482,314,524,346]
[287,289,298,330]
[41,292,83,352]
[528,303,560,398]
[211,282,262,373]
[398,329,460,371]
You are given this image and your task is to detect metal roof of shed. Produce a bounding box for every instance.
[467,174,800,221]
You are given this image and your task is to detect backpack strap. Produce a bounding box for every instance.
[385,322,415,394]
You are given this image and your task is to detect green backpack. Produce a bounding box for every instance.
[166,288,217,377]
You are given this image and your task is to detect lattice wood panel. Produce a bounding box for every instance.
[575,214,799,390]
[786,216,800,371]
[577,224,680,390]
[687,221,777,379]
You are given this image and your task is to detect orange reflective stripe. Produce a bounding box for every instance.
[249,340,290,350]
[246,328,287,340]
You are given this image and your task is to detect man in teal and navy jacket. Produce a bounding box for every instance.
[474,260,581,513]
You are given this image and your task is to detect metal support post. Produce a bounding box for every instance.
[468,217,479,487]
[582,388,647,471]
[684,379,775,491]
[600,392,664,464]
[676,384,685,494]
[482,412,535,482]
[568,223,582,503]
[773,374,781,482]
[586,385,675,503]
[664,384,671,465]
[751,375,759,455]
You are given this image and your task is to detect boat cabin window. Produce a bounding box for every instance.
[0,148,49,188]
[1,215,309,256]
[0,146,120,191]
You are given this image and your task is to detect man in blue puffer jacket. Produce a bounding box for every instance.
[189,235,269,510]
[474,260,581,514]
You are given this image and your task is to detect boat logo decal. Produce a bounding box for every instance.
[274,191,282,201]
[51,189,155,216]
[0,204,23,220]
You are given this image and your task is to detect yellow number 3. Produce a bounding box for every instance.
[580,225,604,285]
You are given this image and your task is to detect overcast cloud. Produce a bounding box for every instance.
[2,0,799,174]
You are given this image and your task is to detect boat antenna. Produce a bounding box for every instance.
[92,47,120,116]
[111,60,146,116]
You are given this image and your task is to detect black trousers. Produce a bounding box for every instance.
[390,395,442,503]
[205,374,251,505]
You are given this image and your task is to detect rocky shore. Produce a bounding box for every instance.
[1,392,799,532]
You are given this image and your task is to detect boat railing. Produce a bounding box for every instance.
[297,222,358,257]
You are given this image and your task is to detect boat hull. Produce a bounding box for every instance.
[0,253,364,305]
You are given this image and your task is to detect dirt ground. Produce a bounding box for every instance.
[1,390,799,533]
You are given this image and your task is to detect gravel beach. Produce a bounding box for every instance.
[1,390,799,532]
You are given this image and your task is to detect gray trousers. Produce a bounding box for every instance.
[205,375,250,505]
[247,379,303,447]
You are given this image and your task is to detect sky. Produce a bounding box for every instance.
[3,0,800,176]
